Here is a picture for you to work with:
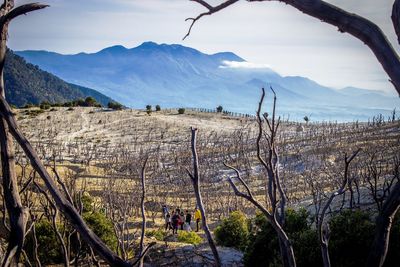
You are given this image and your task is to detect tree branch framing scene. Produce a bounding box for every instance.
[0,0,399,266]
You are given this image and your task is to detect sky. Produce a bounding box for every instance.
[7,0,400,96]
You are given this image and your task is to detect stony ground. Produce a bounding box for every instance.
[145,240,243,267]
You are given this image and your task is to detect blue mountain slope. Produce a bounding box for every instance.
[16,42,400,121]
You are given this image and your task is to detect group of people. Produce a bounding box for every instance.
[162,205,202,234]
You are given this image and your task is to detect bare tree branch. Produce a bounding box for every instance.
[0,1,14,16]
[186,0,400,94]
[318,148,361,267]
[138,156,148,267]
[392,0,400,45]
[223,163,254,198]
[188,127,221,267]
[52,167,74,205]
[367,158,400,267]
[0,94,130,266]
[224,164,273,219]
[183,0,239,40]
[1,3,48,25]
[130,242,156,267]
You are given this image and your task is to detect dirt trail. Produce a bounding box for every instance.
[59,110,90,142]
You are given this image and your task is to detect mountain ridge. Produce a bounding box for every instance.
[15,42,400,121]
[4,49,116,107]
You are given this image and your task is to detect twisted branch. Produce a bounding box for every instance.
[183,0,239,40]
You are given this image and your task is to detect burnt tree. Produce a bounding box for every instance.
[0,1,47,266]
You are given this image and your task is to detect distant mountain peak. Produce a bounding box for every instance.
[134,41,202,55]
[212,52,244,62]
[97,45,128,54]
[133,42,244,61]
[136,41,159,49]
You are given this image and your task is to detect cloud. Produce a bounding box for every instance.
[219,60,272,69]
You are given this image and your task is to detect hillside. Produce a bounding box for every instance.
[16,42,400,121]
[4,49,115,107]
[13,106,400,266]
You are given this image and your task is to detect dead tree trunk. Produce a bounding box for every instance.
[187,127,221,267]
[0,3,131,265]
[0,2,47,265]
[318,150,360,267]
[138,157,148,267]
[367,181,400,267]
[224,88,296,267]
[35,182,70,267]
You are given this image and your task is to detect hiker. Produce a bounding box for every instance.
[162,204,169,217]
[185,210,192,231]
[180,211,185,230]
[194,207,201,232]
[165,213,172,230]
[171,210,180,234]
[183,221,192,231]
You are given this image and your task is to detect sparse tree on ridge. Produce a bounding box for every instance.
[108,101,122,110]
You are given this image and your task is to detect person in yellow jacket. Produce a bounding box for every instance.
[194,208,202,232]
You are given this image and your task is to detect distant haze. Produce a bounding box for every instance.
[8,0,400,96]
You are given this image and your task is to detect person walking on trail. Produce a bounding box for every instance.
[185,210,192,231]
[162,205,169,217]
[194,207,201,232]
[165,213,172,230]
[171,210,180,234]
[179,211,185,230]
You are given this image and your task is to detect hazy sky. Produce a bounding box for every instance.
[8,0,400,95]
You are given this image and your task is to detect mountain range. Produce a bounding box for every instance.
[5,49,115,107]
[16,42,400,121]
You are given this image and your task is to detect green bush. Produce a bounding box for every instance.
[216,105,223,113]
[22,103,35,109]
[329,210,375,267]
[244,208,320,267]
[84,211,117,249]
[146,229,167,241]
[155,105,161,111]
[108,101,123,110]
[84,96,99,107]
[75,98,85,107]
[243,208,400,267]
[25,109,45,117]
[81,193,94,213]
[244,212,280,267]
[26,220,63,264]
[178,108,185,114]
[215,211,249,250]
[39,101,51,110]
[177,231,202,245]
